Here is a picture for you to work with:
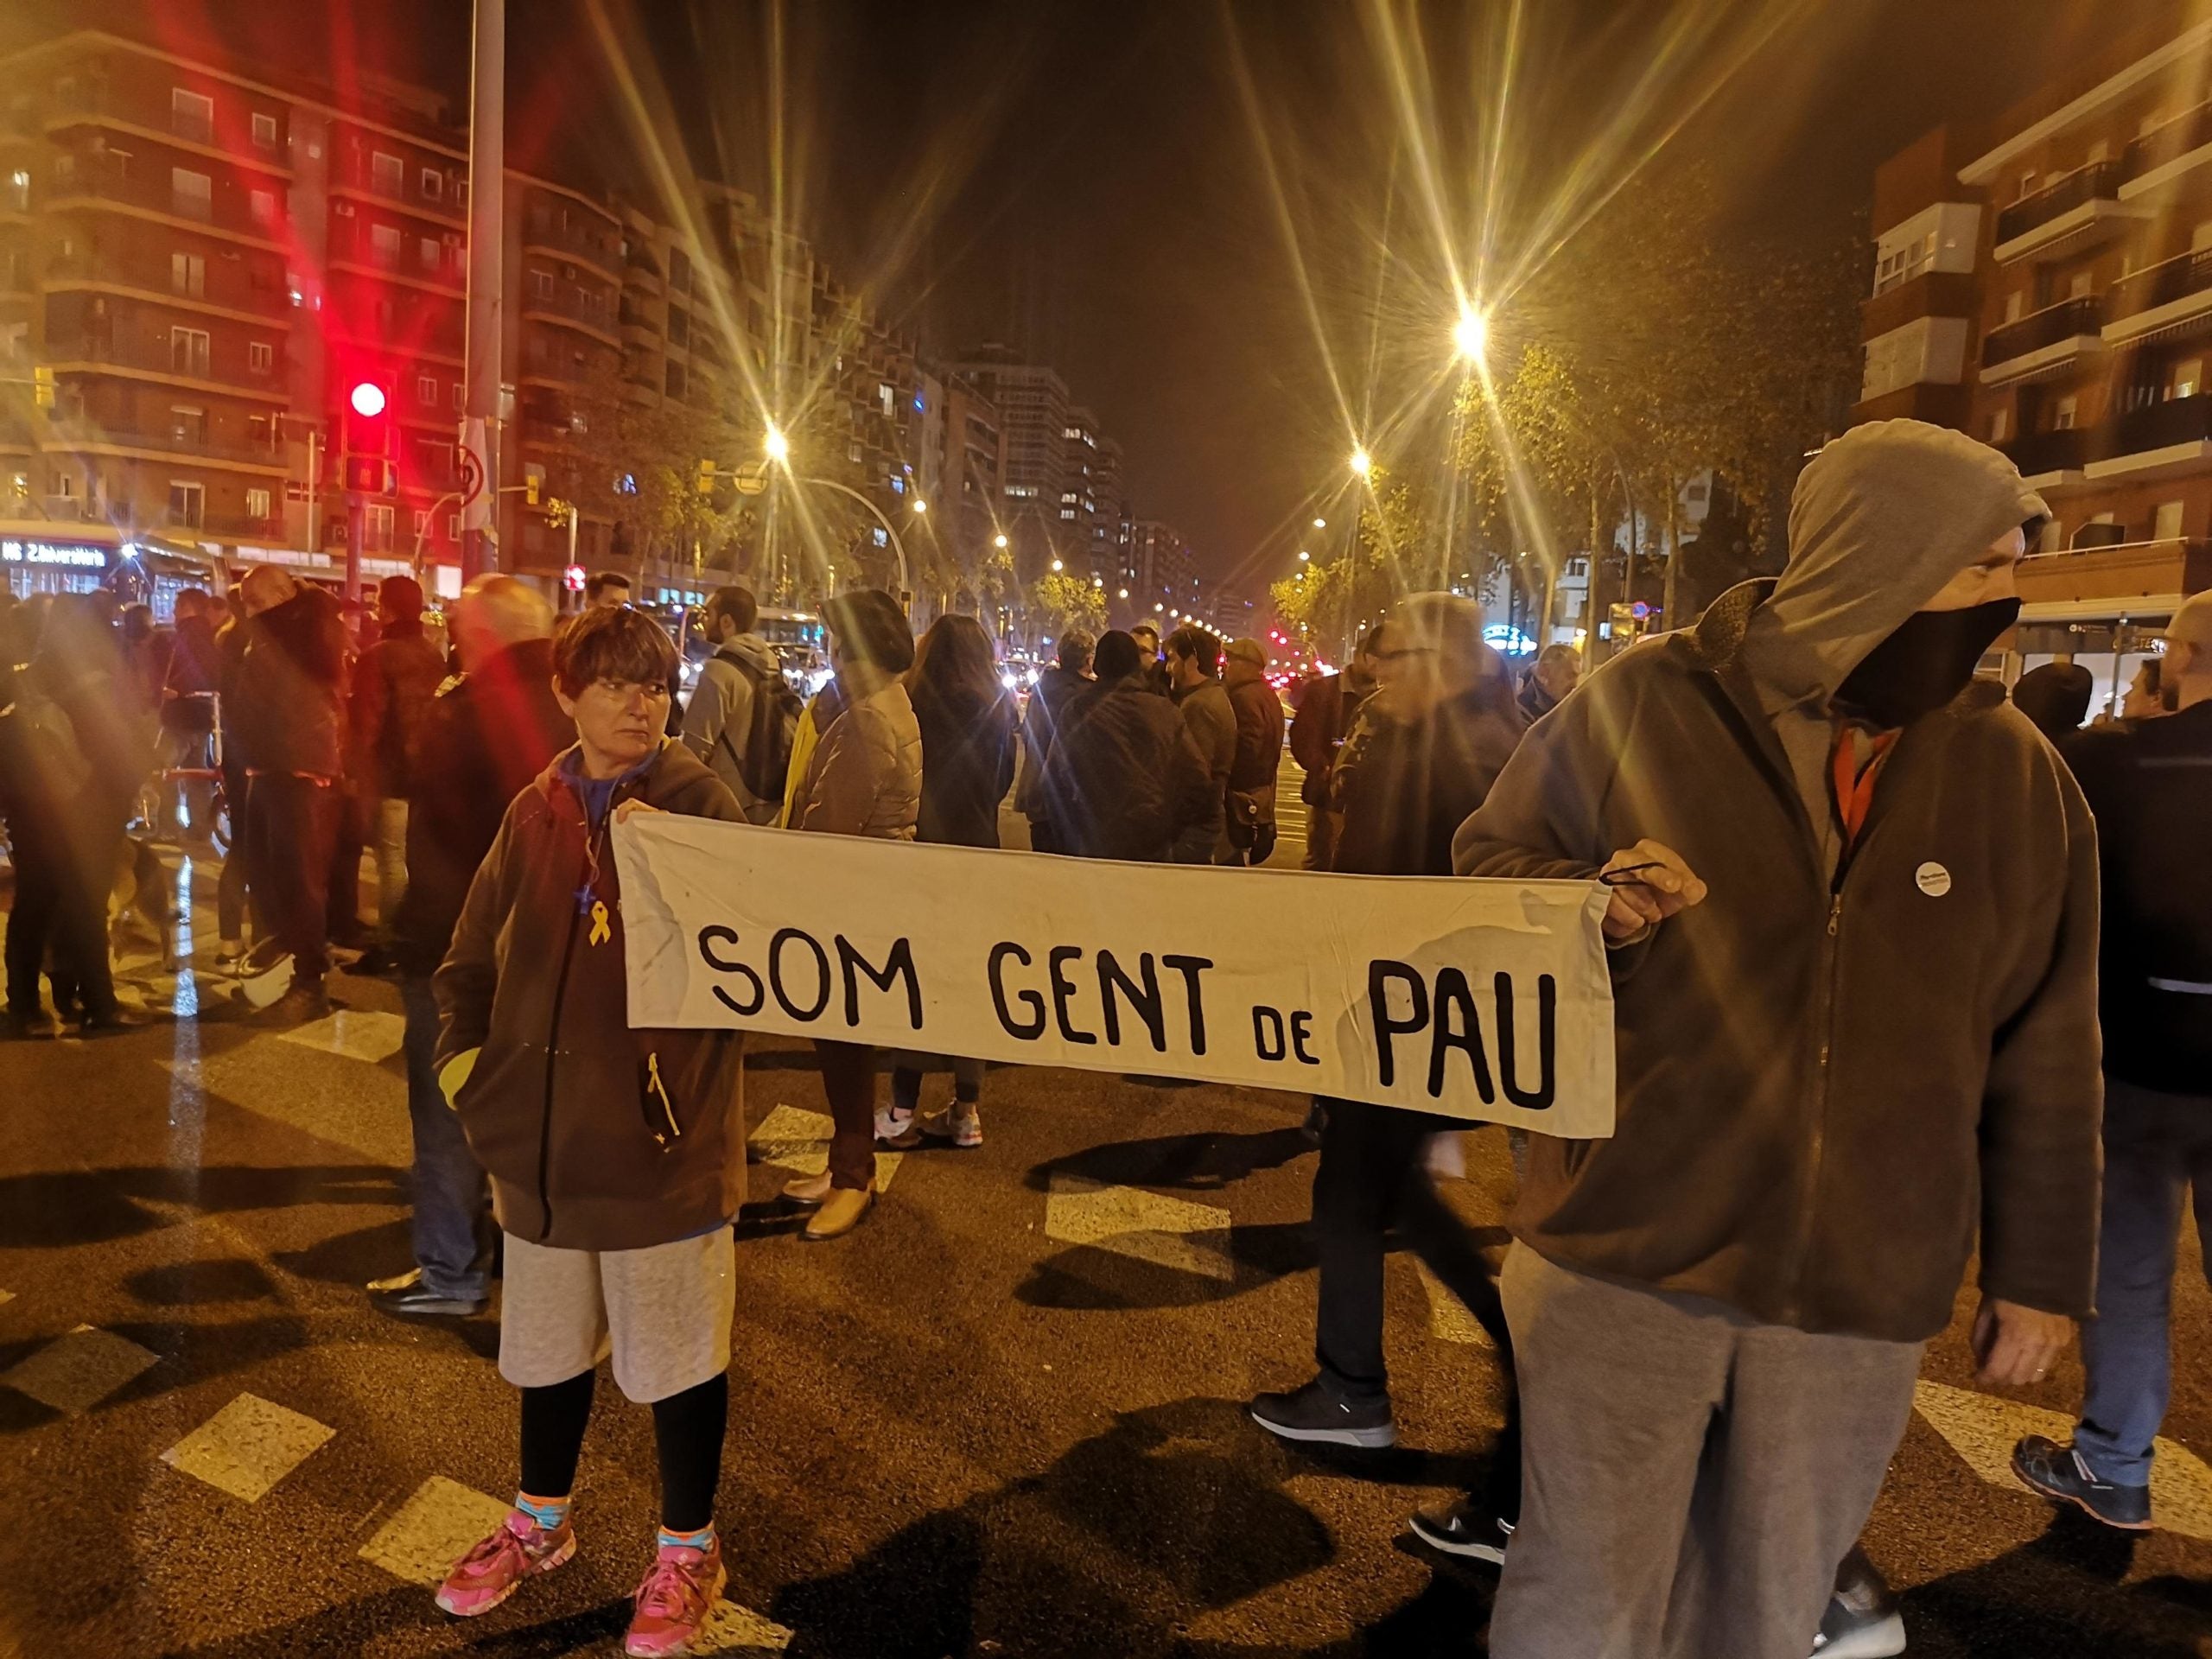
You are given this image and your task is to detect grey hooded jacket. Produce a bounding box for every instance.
[679,632,783,824]
[1454,420,2101,1343]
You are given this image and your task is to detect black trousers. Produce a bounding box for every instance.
[3,826,116,1019]
[326,785,365,946]
[243,773,338,988]
[1311,1096,1521,1517]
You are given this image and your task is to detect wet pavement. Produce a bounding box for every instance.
[3,791,2211,1656]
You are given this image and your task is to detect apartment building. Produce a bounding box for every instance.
[947,345,1072,584]
[1128,518,1198,619]
[1859,14,2212,703]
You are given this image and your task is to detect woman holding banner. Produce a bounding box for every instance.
[779,589,922,1241]
[880,614,1016,1150]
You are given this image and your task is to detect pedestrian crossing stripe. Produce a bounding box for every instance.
[274,1009,408,1065]
[748,1104,903,1193]
[1414,1261,1493,1347]
[162,1391,334,1502]
[0,1325,159,1414]
[1043,1173,1233,1281]
[1912,1379,2212,1541]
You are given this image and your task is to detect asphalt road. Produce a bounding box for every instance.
[2,767,2209,1658]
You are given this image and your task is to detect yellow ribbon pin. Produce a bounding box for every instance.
[588,899,612,947]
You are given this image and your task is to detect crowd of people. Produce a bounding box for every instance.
[1,414,2208,1658]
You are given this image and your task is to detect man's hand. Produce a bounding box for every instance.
[1599,839,1707,941]
[1973,1296,2073,1388]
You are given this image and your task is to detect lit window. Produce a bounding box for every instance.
[246,486,272,518]
[452,382,466,411]
[421,168,442,202]
[171,251,205,297]
[371,224,401,265]
[170,168,213,221]
[170,88,213,145]
[417,374,438,405]
[252,112,278,152]
[249,341,274,375]
[419,237,441,272]
[250,188,277,226]
[372,151,404,198]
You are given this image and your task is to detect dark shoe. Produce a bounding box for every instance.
[1248,1376,1396,1448]
[368,1268,486,1319]
[3,1007,60,1040]
[74,1007,158,1038]
[251,983,334,1026]
[1812,1548,1904,1656]
[1409,1497,1512,1565]
[2012,1434,2152,1530]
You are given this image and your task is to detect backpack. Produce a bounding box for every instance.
[719,651,802,803]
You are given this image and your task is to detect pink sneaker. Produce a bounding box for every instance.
[625,1536,727,1656]
[435,1509,576,1617]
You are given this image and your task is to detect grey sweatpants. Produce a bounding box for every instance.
[1490,1245,1922,1659]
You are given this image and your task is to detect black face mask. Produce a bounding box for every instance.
[1834,596,2020,729]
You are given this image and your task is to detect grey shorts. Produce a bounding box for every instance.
[499,1229,736,1403]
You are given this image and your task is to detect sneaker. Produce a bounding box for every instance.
[2012,1434,2152,1530]
[1408,1497,1512,1565]
[917,1104,983,1148]
[1248,1376,1397,1448]
[435,1509,576,1618]
[1811,1548,1905,1656]
[234,943,295,1010]
[874,1105,914,1146]
[625,1536,727,1657]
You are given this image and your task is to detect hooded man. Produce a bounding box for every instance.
[1454,420,2101,1659]
[679,584,796,824]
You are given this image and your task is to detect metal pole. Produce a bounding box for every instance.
[461,0,504,582]
[345,493,365,626]
[794,474,909,601]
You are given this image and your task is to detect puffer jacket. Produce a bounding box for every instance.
[435,740,747,1250]
[232,585,349,778]
[1044,676,1217,861]
[791,675,922,839]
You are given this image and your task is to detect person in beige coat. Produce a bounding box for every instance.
[780,588,921,1239]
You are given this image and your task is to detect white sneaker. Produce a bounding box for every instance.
[873,1105,913,1145]
[235,946,296,1010]
[918,1104,983,1148]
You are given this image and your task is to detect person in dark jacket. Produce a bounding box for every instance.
[230,566,352,1020]
[1515,642,1581,725]
[369,576,570,1321]
[158,588,223,842]
[1043,631,1214,863]
[1128,620,1172,696]
[1286,629,1376,870]
[881,613,1017,1151]
[2013,591,2212,1533]
[1249,594,1528,1562]
[2010,659,2094,747]
[431,603,744,1656]
[1166,626,1236,862]
[347,575,448,938]
[1219,637,1285,865]
[1014,630,1092,853]
[1454,422,2099,1659]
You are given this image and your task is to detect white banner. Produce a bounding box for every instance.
[613,817,1618,1135]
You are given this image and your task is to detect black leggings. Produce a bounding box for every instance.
[518,1370,728,1532]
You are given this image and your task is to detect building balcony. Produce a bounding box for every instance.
[42,249,290,320]
[1992,162,2146,264]
[43,91,292,179]
[2085,392,2212,481]
[44,334,289,394]
[524,294,620,348]
[2122,100,2212,198]
[45,171,281,250]
[47,416,287,473]
[2104,247,2212,346]
[195,511,285,541]
[2016,537,2210,620]
[1980,296,2107,385]
[523,212,623,281]
[1859,268,1978,340]
[1999,425,2090,484]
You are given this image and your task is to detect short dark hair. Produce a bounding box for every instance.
[1166,626,1217,677]
[378,575,426,622]
[706,584,758,635]
[554,603,677,697]
[823,588,915,675]
[1128,621,1160,646]
[1092,630,1141,682]
[584,569,632,603]
[1057,628,1096,672]
[1355,624,1385,659]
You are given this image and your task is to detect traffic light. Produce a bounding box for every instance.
[340,377,393,495]
[696,458,716,497]
[31,366,54,410]
[524,472,540,507]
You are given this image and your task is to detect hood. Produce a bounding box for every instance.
[716,632,780,676]
[1740,420,2045,704]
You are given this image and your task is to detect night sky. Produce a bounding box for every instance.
[9,0,2169,590]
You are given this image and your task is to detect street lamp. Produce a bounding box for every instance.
[911,498,928,515]
[1117,587,1128,599]
[1050,558,1064,573]
[1452,302,1488,365]
[1350,448,1372,478]
[764,424,790,464]
[1297,550,1310,562]
[994,533,1008,549]
[1313,517,1326,529]
[1154,601,1165,613]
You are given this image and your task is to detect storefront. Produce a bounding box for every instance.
[0,524,220,621]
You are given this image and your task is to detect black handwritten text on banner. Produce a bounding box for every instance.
[613,817,1617,1135]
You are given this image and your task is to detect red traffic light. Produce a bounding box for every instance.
[349,380,388,418]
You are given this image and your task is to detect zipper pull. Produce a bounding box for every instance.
[1827,895,1842,938]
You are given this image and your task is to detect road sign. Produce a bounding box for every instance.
[458,418,492,532]
[734,461,770,498]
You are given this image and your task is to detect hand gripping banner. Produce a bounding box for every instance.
[613,816,1618,1136]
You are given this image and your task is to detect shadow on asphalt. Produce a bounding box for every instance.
[0,1164,404,1248]
[1024,1127,1317,1194]
[1898,1510,2209,1656]
[123,1255,280,1306]
[771,1395,1341,1658]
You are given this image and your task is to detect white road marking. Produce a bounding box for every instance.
[1043,1173,1233,1281]
[275,1009,408,1065]
[749,1104,903,1193]
[359,1475,514,1586]
[159,1049,410,1166]
[161,1391,335,1501]
[1914,1379,2212,1541]
[1414,1261,1493,1347]
[0,1325,160,1414]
